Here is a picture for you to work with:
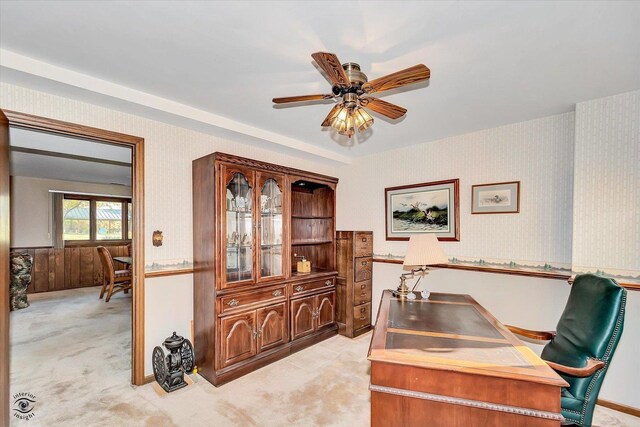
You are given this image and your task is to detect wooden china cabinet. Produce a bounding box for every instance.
[193,153,338,386]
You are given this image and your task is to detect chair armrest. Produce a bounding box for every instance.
[505,325,556,341]
[545,358,605,377]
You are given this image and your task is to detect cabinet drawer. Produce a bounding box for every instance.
[353,303,371,330]
[352,280,372,305]
[220,285,286,314]
[354,257,372,282]
[291,278,334,297]
[354,232,373,257]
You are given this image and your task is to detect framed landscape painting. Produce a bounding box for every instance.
[472,181,520,214]
[385,179,460,241]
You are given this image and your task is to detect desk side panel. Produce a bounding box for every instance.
[371,362,562,413]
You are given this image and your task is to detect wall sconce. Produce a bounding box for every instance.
[394,234,448,300]
[153,230,163,247]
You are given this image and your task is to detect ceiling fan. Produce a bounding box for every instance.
[273,52,430,138]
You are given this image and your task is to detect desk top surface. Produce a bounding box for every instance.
[368,290,567,387]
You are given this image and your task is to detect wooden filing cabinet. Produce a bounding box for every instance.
[336,231,373,337]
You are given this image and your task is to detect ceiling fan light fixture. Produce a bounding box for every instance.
[353,107,374,133]
[330,106,353,136]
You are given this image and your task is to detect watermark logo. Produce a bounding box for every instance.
[12,392,37,421]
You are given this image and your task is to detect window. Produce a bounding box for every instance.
[96,201,123,240]
[63,199,90,240]
[60,195,132,243]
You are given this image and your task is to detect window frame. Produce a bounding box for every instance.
[62,194,132,246]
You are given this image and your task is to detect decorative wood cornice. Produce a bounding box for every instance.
[212,152,339,184]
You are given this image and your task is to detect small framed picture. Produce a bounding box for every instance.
[472,181,520,214]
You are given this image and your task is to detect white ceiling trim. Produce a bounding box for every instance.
[0,49,352,164]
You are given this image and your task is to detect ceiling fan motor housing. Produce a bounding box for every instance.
[342,62,368,85]
[332,62,368,96]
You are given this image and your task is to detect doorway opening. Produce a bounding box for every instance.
[0,111,145,418]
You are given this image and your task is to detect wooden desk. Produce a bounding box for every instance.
[368,290,568,427]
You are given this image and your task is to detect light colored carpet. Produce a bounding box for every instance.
[9,287,640,427]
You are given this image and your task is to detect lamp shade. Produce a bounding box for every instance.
[403,234,448,267]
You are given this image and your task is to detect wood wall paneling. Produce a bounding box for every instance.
[11,245,130,293]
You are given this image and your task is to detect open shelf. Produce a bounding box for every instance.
[290,179,336,273]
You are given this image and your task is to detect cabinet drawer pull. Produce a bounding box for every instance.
[360,307,366,313]
[227,299,239,307]
[361,284,366,289]
[325,280,332,286]
[295,285,304,292]
[360,292,366,297]
[272,290,282,297]
[362,238,367,242]
[359,316,366,321]
[361,261,368,266]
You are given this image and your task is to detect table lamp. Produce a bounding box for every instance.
[393,234,448,300]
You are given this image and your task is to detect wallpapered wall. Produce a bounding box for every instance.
[573,90,640,276]
[0,82,338,269]
[0,82,338,375]
[336,112,576,268]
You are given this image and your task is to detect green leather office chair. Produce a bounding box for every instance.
[507,274,627,427]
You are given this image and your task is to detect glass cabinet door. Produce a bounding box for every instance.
[223,169,254,285]
[257,173,285,281]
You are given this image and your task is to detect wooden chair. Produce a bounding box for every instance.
[97,246,132,302]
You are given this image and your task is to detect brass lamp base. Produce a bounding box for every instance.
[393,267,431,299]
[393,275,410,299]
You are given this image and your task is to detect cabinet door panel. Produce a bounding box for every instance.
[291,296,315,341]
[256,172,287,283]
[257,302,288,352]
[220,311,256,368]
[221,164,256,289]
[316,291,336,329]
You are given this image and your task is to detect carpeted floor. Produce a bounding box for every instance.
[9,287,640,427]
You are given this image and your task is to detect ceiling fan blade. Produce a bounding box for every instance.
[311,52,350,87]
[272,94,334,104]
[362,64,430,94]
[360,97,407,119]
[321,104,342,127]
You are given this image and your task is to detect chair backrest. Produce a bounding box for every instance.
[96,246,115,280]
[541,274,626,423]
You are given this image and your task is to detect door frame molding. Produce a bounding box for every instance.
[1,109,146,386]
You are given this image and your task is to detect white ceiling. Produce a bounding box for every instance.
[9,128,132,186]
[1,1,639,162]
